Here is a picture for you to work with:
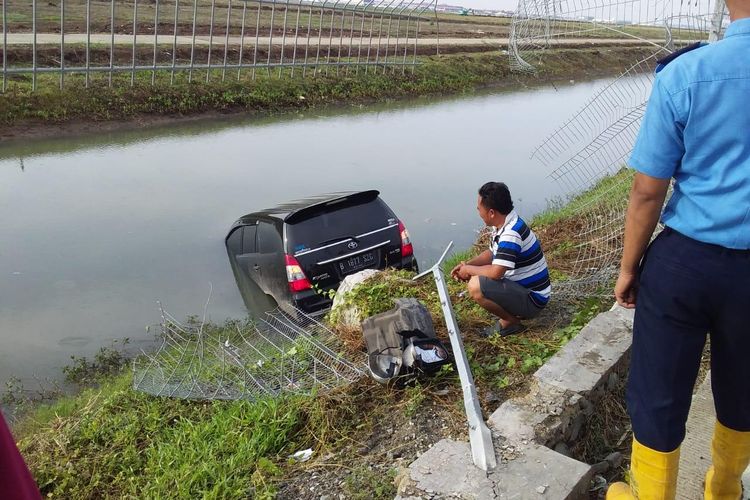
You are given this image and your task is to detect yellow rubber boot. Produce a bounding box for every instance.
[704,421,750,500]
[606,438,680,500]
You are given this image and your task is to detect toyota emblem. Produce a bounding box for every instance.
[347,241,358,250]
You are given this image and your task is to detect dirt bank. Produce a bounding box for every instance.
[0,46,654,143]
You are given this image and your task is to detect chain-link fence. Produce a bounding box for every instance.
[0,0,438,91]
[511,0,726,297]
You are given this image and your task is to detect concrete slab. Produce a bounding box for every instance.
[487,399,545,444]
[677,374,715,499]
[677,373,750,500]
[406,440,497,498]
[488,383,582,447]
[402,439,592,499]
[533,307,634,395]
[489,443,592,499]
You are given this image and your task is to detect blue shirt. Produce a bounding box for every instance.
[629,18,750,250]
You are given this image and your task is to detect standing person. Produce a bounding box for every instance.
[608,2,750,498]
[451,182,551,337]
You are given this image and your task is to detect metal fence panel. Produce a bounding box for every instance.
[1,0,436,91]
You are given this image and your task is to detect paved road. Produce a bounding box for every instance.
[0,33,660,47]
[677,373,750,499]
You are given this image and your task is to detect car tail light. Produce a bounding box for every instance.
[285,254,312,292]
[398,220,413,257]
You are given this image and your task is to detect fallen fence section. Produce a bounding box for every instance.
[133,303,366,401]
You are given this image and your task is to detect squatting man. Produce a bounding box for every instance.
[451,182,551,337]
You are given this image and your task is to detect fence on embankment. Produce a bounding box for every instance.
[0,0,438,91]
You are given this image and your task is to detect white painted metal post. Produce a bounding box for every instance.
[414,242,497,472]
[709,0,726,43]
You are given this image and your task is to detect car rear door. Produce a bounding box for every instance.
[227,223,279,313]
[286,196,403,291]
[255,220,287,301]
[231,223,261,285]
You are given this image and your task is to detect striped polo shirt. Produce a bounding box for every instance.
[489,210,551,307]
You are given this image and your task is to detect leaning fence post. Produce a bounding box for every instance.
[237,0,247,80]
[86,0,91,87]
[33,0,38,90]
[132,0,138,86]
[152,0,160,85]
[709,0,726,42]
[206,0,216,82]
[60,0,65,89]
[2,0,7,93]
[413,242,497,472]
[109,0,114,86]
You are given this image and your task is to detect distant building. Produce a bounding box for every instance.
[436,4,466,14]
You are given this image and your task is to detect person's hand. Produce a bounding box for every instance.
[451,262,465,280]
[456,267,471,282]
[615,270,638,309]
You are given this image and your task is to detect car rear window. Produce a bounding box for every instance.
[287,198,396,252]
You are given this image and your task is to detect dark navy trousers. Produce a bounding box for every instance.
[627,227,750,452]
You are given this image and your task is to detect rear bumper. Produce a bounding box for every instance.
[291,290,333,317]
[292,255,418,316]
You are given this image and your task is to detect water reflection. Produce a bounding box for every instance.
[0,76,617,387]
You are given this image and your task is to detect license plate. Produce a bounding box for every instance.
[337,251,376,275]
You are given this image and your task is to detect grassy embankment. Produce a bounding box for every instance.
[10,168,635,499]
[0,46,655,138]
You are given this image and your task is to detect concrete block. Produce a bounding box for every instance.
[488,443,592,499]
[403,439,592,499]
[533,307,633,395]
[330,269,381,328]
[489,382,581,447]
[406,439,497,498]
[488,399,544,443]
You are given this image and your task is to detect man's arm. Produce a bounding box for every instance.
[466,249,492,267]
[451,249,491,279]
[615,172,670,308]
[460,261,507,280]
[451,250,508,280]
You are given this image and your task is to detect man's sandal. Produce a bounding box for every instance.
[480,321,527,338]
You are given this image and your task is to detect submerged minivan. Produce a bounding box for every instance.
[226,190,418,316]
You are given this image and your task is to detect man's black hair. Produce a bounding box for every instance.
[478,182,514,214]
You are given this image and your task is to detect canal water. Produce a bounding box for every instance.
[0,77,616,388]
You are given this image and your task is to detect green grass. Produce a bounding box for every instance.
[0,46,656,130]
[16,372,334,499]
[344,465,398,500]
[531,167,635,228]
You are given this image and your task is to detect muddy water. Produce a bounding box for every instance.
[0,77,618,388]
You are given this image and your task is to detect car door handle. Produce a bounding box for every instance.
[253,265,260,271]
